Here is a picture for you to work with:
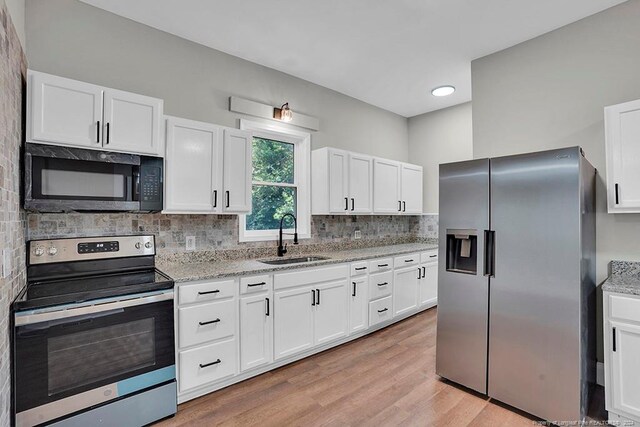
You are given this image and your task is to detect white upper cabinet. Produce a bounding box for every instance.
[165,117,221,213]
[401,163,423,214]
[102,88,163,155]
[222,129,252,213]
[27,70,164,156]
[373,159,402,214]
[164,117,252,215]
[348,153,373,213]
[28,71,103,148]
[311,148,373,215]
[605,99,640,213]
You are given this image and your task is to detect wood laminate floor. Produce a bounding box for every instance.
[158,308,605,426]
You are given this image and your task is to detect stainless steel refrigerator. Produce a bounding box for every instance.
[436,147,596,423]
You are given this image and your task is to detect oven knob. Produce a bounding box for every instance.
[34,247,45,257]
[135,242,142,249]
[48,247,58,256]
[144,242,152,249]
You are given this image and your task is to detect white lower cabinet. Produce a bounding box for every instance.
[393,265,420,317]
[273,286,315,360]
[350,276,369,334]
[239,293,272,372]
[179,338,237,393]
[605,292,640,424]
[419,250,439,308]
[176,253,438,403]
[314,280,349,345]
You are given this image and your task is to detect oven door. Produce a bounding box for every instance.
[24,143,142,212]
[13,291,175,427]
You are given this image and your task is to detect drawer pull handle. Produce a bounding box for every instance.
[199,318,221,326]
[377,282,388,287]
[429,255,437,258]
[378,308,388,313]
[377,263,388,267]
[404,259,414,263]
[200,359,221,368]
[198,290,220,295]
[355,267,367,271]
[248,282,266,287]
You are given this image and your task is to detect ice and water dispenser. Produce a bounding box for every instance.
[446,229,477,275]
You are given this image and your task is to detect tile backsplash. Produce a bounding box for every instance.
[28,213,439,256]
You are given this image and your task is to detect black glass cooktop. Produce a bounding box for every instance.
[14,269,174,311]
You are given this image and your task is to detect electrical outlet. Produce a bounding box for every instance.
[354,230,362,240]
[185,236,196,251]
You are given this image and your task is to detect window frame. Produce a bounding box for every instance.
[239,119,311,242]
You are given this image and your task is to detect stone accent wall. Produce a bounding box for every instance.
[28,213,430,254]
[0,3,26,426]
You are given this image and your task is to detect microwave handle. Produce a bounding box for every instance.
[133,169,141,202]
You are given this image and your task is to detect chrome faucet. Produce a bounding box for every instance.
[277,213,298,257]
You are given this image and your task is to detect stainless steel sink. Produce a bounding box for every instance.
[259,256,330,265]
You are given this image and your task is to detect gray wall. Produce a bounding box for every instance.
[408,102,473,213]
[472,0,640,362]
[25,0,408,161]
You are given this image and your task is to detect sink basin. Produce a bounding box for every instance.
[259,256,330,265]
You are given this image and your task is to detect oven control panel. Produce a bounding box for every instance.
[77,241,120,254]
[28,236,155,265]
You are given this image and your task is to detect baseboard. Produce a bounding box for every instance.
[597,361,604,386]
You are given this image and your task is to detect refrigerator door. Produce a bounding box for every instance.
[488,147,583,422]
[436,159,490,394]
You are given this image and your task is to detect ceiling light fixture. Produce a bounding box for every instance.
[431,85,455,97]
[274,102,293,122]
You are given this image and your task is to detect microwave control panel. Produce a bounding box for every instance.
[139,157,163,212]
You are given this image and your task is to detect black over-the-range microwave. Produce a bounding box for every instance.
[24,143,163,212]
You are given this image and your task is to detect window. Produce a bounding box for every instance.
[239,120,310,242]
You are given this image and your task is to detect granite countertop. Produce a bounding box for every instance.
[158,242,438,283]
[602,260,640,296]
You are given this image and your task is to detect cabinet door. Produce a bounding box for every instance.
[349,277,369,334]
[401,163,423,214]
[165,117,220,213]
[393,266,420,317]
[273,286,314,360]
[240,294,273,372]
[373,159,401,214]
[328,149,349,213]
[610,322,640,419]
[314,280,349,345]
[28,71,103,148]
[419,262,438,308]
[103,88,163,155]
[223,129,252,213]
[348,154,373,214]
[605,99,640,213]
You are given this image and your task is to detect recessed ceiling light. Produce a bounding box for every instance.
[431,85,455,97]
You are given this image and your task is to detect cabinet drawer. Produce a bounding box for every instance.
[351,261,369,277]
[369,271,393,300]
[369,296,393,327]
[178,279,235,305]
[369,258,392,273]
[179,338,237,392]
[609,294,640,323]
[178,299,236,348]
[274,264,349,290]
[240,275,272,294]
[421,251,438,264]
[394,253,419,268]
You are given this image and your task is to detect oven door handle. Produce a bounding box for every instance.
[14,290,174,326]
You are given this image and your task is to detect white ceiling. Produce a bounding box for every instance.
[80,0,626,117]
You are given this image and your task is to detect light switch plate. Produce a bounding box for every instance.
[354,230,362,240]
[185,236,196,251]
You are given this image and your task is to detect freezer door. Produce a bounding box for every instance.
[488,147,583,422]
[436,159,490,394]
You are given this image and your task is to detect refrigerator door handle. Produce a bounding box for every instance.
[484,230,495,277]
